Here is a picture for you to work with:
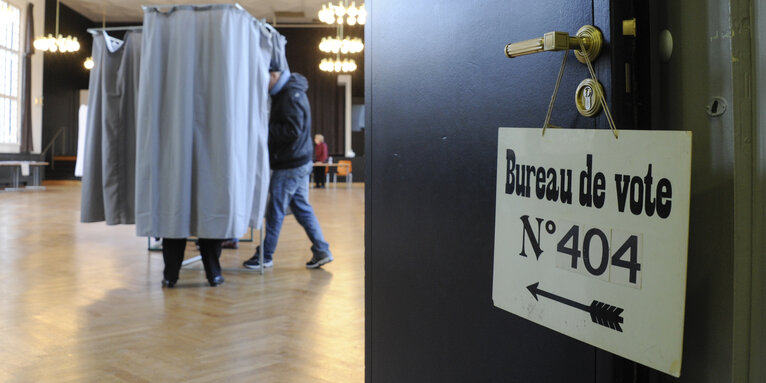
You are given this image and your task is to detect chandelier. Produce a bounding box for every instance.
[318,1,366,25]
[319,36,364,54]
[318,0,364,73]
[33,0,80,53]
[319,58,357,73]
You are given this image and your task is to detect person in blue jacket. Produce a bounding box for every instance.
[243,67,333,270]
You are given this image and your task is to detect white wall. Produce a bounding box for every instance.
[30,0,44,154]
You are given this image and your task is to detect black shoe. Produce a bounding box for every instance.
[221,239,239,249]
[209,275,224,287]
[243,247,273,270]
[243,255,273,270]
[162,279,176,288]
[306,252,334,269]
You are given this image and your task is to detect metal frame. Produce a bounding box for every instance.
[146,224,265,276]
[146,227,254,251]
[86,26,142,35]
[164,222,265,276]
[142,3,246,13]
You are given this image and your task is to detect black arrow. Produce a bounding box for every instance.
[527,282,624,332]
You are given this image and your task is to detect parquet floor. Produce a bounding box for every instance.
[0,181,364,382]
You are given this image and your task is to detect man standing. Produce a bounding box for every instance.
[243,68,333,270]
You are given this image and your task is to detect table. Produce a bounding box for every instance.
[313,162,352,186]
[0,161,49,191]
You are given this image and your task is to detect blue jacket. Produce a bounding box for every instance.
[268,73,313,170]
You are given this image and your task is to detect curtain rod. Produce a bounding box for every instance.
[271,23,338,29]
[87,26,143,35]
[142,3,245,12]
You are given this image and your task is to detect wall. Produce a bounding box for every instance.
[30,0,42,153]
[0,0,44,154]
[41,0,92,158]
[751,1,765,381]
[278,26,364,157]
[649,0,764,381]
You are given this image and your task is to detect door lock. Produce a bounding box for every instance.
[575,78,604,117]
[505,25,603,64]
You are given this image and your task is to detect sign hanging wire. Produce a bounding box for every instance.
[579,39,618,139]
[542,48,569,136]
[541,40,619,139]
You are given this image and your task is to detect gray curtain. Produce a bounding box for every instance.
[135,5,273,239]
[80,31,142,224]
[265,23,288,73]
[19,3,33,153]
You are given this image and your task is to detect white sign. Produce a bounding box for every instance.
[493,128,692,377]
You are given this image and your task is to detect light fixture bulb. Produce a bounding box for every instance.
[33,34,80,53]
[84,57,94,70]
[317,2,364,72]
[33,38,47,50]
[66,37,80,52]
[318,1,366,25]
[358,5,367,25]
[347,2,358,17]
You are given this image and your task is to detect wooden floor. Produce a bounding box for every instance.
[0,181,364,382]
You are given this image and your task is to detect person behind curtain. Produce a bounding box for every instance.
[313,134,328,188]
[162,238,224,287]
[243,69,333,270]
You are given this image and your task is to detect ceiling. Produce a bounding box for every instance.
[60,0,335,24]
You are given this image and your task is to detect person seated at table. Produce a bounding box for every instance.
[313,134,328,188]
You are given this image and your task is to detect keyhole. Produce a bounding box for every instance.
[706,97,727,117]
[584,87,593,110]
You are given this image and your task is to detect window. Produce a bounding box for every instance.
[0,0,21,145]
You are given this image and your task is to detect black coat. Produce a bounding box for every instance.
[268,73,313,170]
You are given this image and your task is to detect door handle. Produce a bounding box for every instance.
[505,25,603,64]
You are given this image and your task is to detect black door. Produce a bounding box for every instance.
[365,0,653,382]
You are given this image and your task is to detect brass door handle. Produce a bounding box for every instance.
[505,25,603,64]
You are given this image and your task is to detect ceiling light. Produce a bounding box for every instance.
[318,1,364,73]
[319,37,364,54]
[319,58,357,73]
[33,0,80,53]
[318,1,365,26]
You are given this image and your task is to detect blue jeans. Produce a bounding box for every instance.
[262,161,331,262]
